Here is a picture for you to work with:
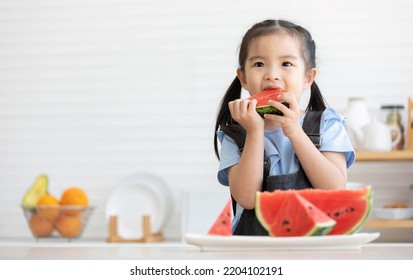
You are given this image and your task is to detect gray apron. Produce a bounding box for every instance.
[232,111,323,236]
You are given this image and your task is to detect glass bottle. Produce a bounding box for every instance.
[381,105,405,150]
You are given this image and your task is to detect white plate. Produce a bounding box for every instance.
[373,208,413,220]
[106,173,173,239]
[184,233,380,251]
[346,181,368,189]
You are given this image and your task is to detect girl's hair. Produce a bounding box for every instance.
[214,19,327,159]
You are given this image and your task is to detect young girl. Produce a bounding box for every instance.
[213,19,355,235]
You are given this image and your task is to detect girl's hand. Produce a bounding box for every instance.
[228,99,264,132]
[264,93,302,138]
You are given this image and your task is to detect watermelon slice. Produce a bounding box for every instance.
[269,192,335,237]
[255,186,372,236]
[299,186,372,235]
[247,88,288,117]
[208,199,232,236]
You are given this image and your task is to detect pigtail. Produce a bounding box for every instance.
[214,77,244,159]
[305,81,327,112]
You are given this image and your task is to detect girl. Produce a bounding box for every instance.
[213,19,355,235]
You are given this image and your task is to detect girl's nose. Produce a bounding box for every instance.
[265,68,280,81]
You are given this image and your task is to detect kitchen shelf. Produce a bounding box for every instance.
[364,219,413,228]
[356,150,413,161]
[355,98,413,232]
[355,97,413,162]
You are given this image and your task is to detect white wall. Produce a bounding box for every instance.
[1,0,413,241]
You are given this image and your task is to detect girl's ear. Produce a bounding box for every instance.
[236,68,248,89]
[304,68,317,89]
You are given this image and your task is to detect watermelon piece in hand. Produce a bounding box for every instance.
[208,199,232,236]
[247,88,289,117]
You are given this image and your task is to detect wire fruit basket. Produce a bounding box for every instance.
[22,205,94,240]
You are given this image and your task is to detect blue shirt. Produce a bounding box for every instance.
[216,108,356,231]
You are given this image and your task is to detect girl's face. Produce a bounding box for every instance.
[237,31,316,101]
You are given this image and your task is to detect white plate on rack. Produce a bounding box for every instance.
[106,173,173,239]
[184,232,380,251]
[373,208,413,220]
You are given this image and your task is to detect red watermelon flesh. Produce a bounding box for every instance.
[255,186,372,236]
[269,192,335,237]
[247,88,288,117]
[208,199,232,236]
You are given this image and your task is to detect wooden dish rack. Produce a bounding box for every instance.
[106,215,164,243]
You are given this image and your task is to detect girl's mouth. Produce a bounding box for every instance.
[263,86,283,92]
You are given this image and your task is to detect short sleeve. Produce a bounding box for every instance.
[216,131,241,186]
[319,108,355,168]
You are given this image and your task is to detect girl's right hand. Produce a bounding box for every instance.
[228,99,264,132]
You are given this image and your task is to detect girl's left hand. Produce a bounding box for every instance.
[264,93,302,138]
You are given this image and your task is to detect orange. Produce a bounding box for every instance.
[29,214,54,237]
[37,193,60,221]
[55,216,83,238]
[60,187,89,217]
[60,187,89,206]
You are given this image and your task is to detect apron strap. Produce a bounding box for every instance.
[302,110,323,147]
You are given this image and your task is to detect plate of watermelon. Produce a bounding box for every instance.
[185,186,380,251]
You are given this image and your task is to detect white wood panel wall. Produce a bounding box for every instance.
[1,0,413,241]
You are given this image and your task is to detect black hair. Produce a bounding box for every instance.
[214,19,327,159]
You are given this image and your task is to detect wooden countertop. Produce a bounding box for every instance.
[356,150,413,161]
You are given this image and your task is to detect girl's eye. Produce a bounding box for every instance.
[253,62,264,67]
[282,62,292,67]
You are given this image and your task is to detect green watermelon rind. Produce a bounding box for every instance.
[255,102,289,117]
[307,220,336,236]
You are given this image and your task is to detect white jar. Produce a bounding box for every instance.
[342,97,371,150]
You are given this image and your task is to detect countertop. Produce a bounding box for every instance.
[1,237,412,260]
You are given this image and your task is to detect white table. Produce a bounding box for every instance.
[0,238,412,260]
